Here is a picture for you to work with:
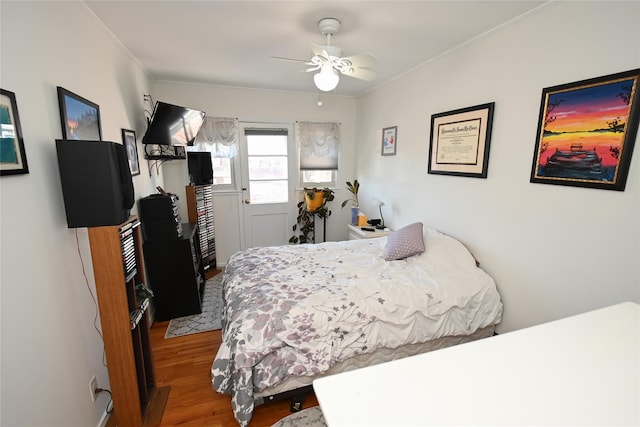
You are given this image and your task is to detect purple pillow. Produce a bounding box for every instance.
[385,222,425,261]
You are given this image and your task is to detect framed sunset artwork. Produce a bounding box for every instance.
[57,86,102,141]
[530,69,640,191]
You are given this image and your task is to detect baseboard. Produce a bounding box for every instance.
[94,386,170,427]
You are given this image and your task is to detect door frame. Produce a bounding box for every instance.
[237,122,297,249]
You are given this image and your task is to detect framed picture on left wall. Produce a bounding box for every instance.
[0,89,29,176]
[57,86,102,141]
[122,128,140,176]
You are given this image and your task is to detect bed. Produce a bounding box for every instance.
[211,223,503,426]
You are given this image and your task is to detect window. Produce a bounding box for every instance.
[193,117,238,190]
[296,121,340,187]
[211,145,233,186]
[301,170,336,187]
[245,129,289,204]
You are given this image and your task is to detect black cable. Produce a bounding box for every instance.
[75,229,107,367]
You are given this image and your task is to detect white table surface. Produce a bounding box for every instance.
[347,223,391,239]
[313,302,640,426]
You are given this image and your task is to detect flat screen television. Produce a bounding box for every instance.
[187,151,214,185]
[142,101,205,146]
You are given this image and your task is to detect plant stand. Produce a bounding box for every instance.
[291,188,335,245]
[312,213,327,243]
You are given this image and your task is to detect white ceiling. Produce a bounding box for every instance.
[85,1,546,97]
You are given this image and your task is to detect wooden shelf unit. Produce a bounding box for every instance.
[185,185,217,271]
[87,216,168,427]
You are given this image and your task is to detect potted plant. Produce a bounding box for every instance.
[290,187,335,244]
[341,180,360,225]
[304,187,333,212]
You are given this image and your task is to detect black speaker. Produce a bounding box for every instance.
[187,151,213,185]
[138,194,183,241]
[56,139,135,228]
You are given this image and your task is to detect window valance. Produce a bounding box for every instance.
[194,117,238,158]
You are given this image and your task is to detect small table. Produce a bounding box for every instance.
[347,224,392,240]
[313,302,640,426]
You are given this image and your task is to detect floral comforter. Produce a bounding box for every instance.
[211,228,503,426]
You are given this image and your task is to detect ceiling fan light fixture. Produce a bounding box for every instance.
[314,65,339,92]
[272,16,376,92]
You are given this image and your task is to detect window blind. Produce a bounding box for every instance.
[296,121,340,170]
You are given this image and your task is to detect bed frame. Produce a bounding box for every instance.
[254,324,496,411]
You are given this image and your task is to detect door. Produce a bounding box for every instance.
[239,124,295,248]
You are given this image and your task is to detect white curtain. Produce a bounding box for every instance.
[194,117,239,157]
[296,121,340,170]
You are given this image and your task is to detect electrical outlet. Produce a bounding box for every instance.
[89,375,97,403]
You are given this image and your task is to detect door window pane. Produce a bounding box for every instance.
[247,135,287,155]
[247,134,289,204]
[249,180,288,204]
[248,157,287,180]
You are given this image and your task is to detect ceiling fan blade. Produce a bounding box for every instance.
[309,43,331,61]
[339,53,377,68]
[302,64,322,73]
[283,67,321,77]
[341,67,377,81]
[271,56,314,65]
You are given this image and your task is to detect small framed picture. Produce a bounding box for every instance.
[0,89,29,176]
[121,128,140,176]
[381,126,397,156]
[57,86,102,141]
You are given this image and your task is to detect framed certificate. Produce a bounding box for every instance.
[428,102,494,178]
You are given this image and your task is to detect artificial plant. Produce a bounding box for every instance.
[340,180,360,208]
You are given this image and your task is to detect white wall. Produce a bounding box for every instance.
[1,2,637,425]
[355,1,640,332]
[1,3,154,426]
[152,82,357,261]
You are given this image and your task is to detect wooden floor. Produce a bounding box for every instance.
[148,272,318,427]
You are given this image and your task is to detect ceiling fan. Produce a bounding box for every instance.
[273,18,377,92]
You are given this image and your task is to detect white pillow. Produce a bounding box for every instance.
[385,222,425,261]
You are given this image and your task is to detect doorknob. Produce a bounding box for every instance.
[244,199,250,204]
